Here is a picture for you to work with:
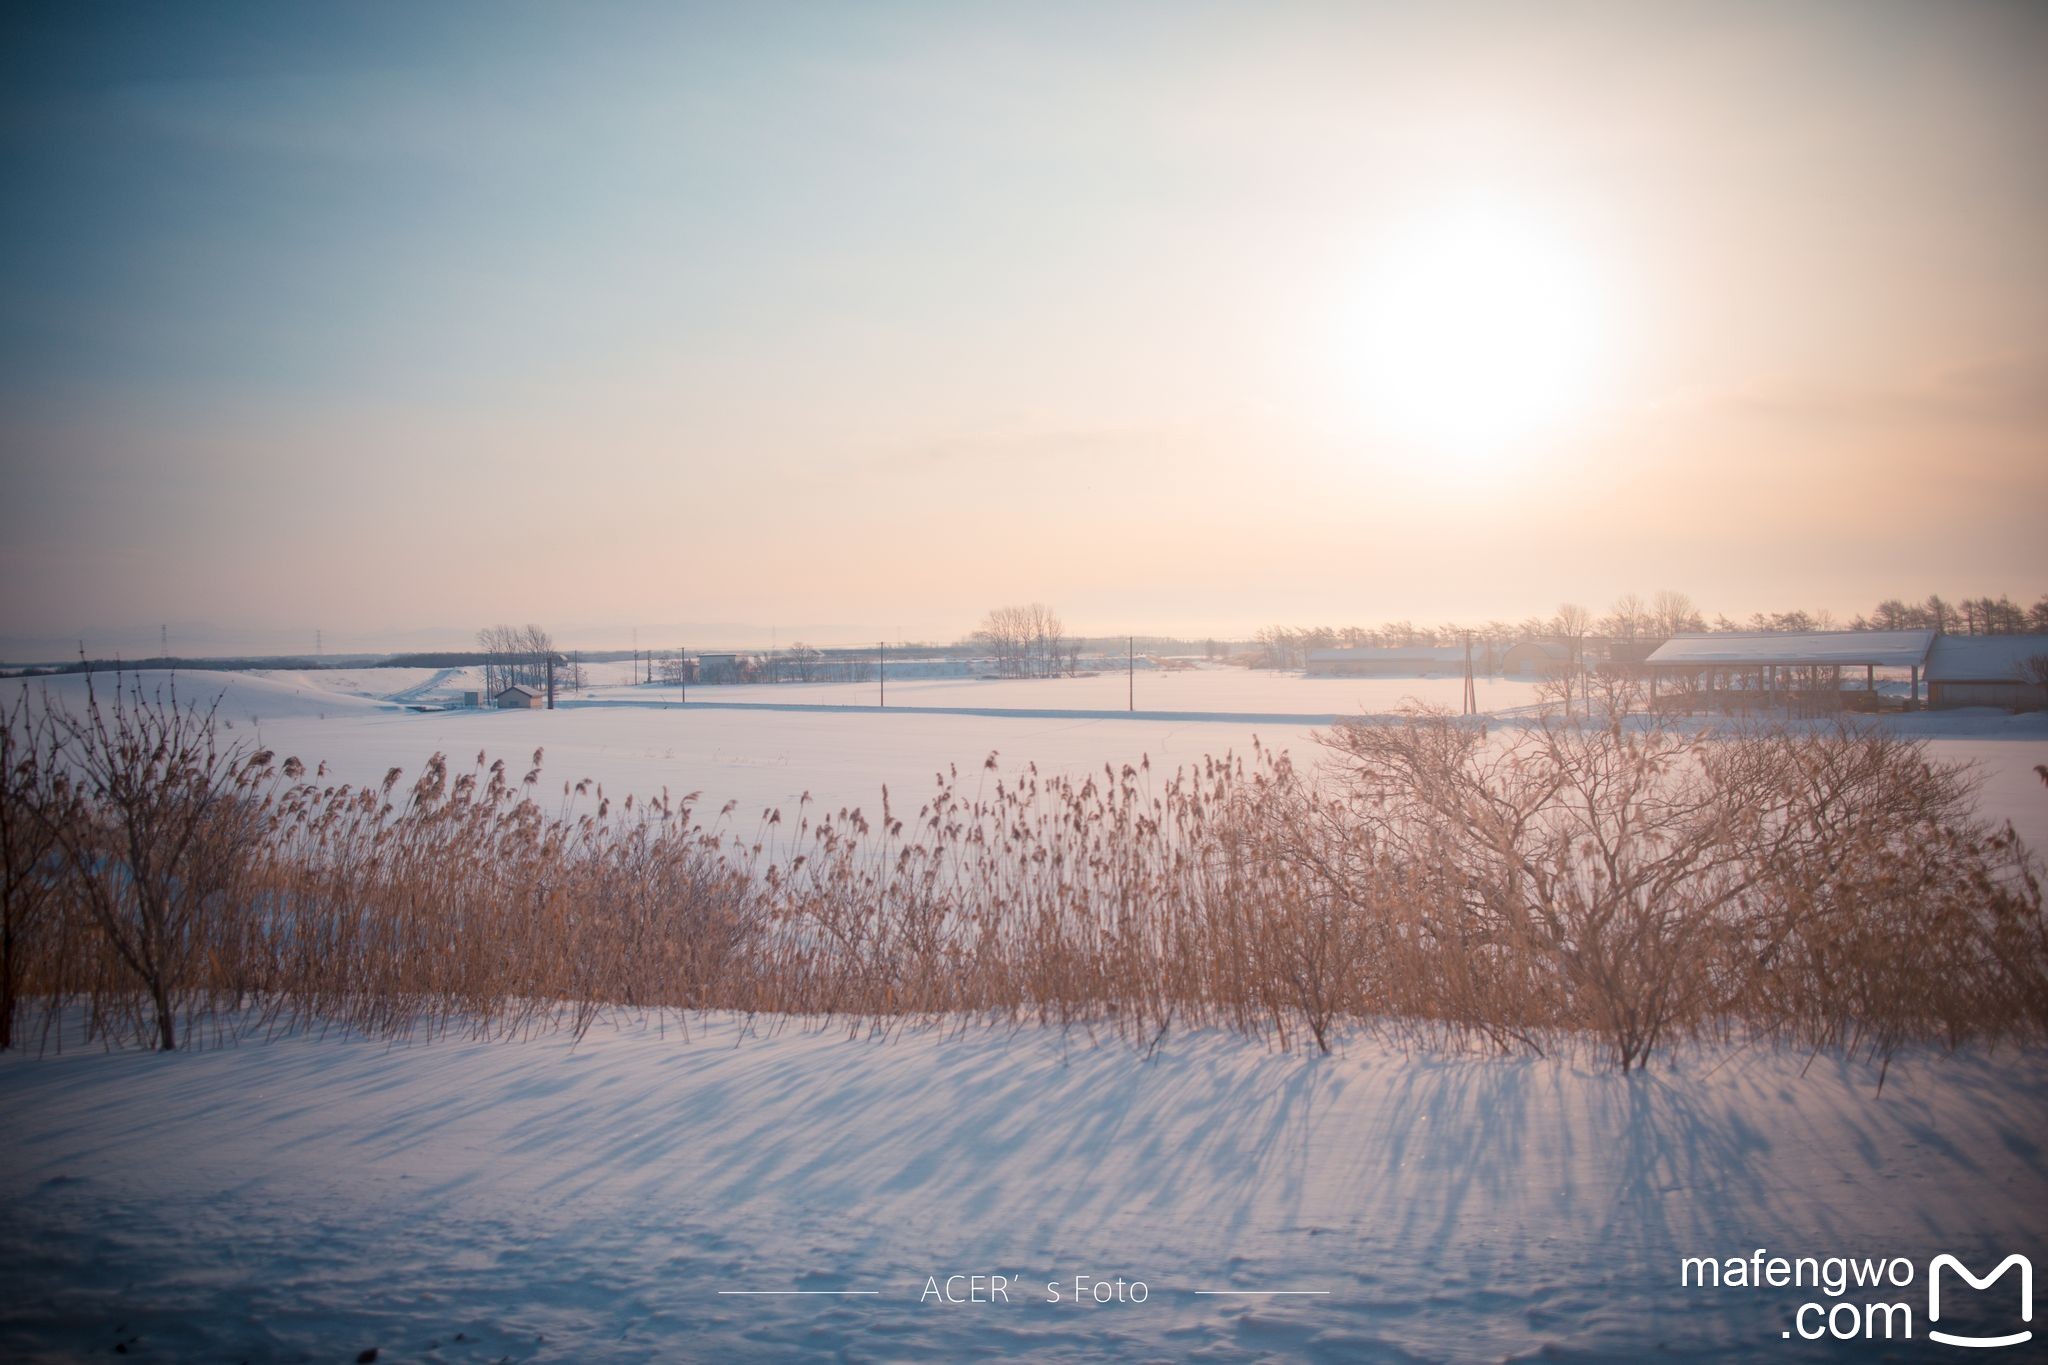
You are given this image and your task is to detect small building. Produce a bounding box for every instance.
[1604,638,1660,668]
[495,684,543,710]
[1925,634,2048,710]
[462,690,481,709]
[1306,645,1468,677]
[695,652,741,684]
[1501,639,1572,677]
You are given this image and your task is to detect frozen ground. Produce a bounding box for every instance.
[2,1016,2042,1362]
[6,669,2045,851]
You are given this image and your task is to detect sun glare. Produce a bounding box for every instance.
[1343,197,1612,462]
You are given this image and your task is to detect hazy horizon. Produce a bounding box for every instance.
[4,1,2045,651]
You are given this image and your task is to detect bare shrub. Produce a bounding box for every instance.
[1,693,65,1049]
[28,675,277,1049]
[1296,707,2045,1071]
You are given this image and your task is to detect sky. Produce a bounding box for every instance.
[1,0,2044,657]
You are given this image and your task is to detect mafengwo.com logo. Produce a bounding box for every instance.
[1682,1249,2032,1347]
[1929,1255,2033,1349]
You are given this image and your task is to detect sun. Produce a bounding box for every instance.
[1341,197,1612,461]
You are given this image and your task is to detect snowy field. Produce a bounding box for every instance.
[570,663,1556,719]
[3,1017,2043,1362]
[5,667,2044,850]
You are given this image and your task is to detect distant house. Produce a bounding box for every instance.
[496,684,543,710]
[1604,638,1660,668]
[1501,640,1571,677]
[695,652,741,684]
[1925,634,2048,710]
[1305,645,1468,678]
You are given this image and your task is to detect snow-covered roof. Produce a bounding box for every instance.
[497,683,541,697]
[1924,633,2048,683]
[1308,645,1467,663]
[1505,639,1571,659]
[1645,630,1935,669]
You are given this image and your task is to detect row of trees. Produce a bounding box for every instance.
[974,603,1077,679]
[1859,594,2047,635]
[474,624,557,698]
[642,647,877,687]
[1252,593,1707,669]
[463,591,2041,693]
[1254,588,2047,669]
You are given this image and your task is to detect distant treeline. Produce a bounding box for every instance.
[5,636,1241,679]
[2,654,365,679]
[10,591,2040,680]
[1251,590,2048,669]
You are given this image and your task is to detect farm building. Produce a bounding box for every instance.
[1306,645,1470,677]
[1501,639,1571,677]
[1924,633,2048,710]
[495,684,543,710]
[695,652,742,684]
[1643,630,1935,711]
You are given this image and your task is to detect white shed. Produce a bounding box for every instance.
[1925,634,2048,710]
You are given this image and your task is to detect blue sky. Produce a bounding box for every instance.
[3,2,2044,654]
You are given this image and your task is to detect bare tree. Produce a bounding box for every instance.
[31,676,277,1050]
[976,603,1068,678]
[1602,592,1649,644]
[476,623,556,696]
[2024,654,2048,710]
[1651,589,1703,639]
[782,643,823,683]
[1553,602,1591,719]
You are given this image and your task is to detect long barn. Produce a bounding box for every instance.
[1643,630,1935,712]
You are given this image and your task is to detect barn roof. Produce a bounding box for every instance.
[497,683,541,697]
[1924,633,2048,683]
[1645,630,1935,669]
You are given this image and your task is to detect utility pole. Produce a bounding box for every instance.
[879,641,886,707]
[1128,636,1135,712]
[546,653,556,710]
[679,646,686,703]
[1462,631,1477,717]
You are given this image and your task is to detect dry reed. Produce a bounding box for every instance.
[3,674,2041,1072]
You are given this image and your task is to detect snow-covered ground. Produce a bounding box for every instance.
[573,664,1554,719]
[7,668,2044,850]
[2,1016,2041,1362]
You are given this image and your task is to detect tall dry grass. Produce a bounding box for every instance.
[2,674,2041,1071]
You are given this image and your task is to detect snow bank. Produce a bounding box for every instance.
[7,668,399,725]
[2,1019,2042,1361]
